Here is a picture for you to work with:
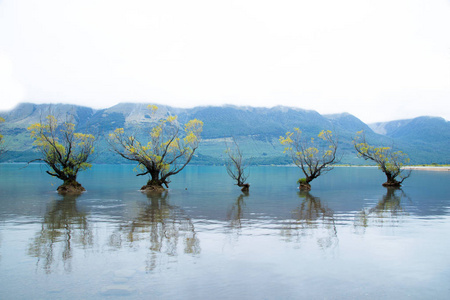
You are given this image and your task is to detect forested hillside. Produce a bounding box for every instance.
[0,103,448,165]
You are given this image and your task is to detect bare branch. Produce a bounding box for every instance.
[225,138,250,190]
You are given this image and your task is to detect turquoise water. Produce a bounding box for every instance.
[0,164,449,299]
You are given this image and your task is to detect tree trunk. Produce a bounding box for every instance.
[57,178,85,194]
[141,179,166,192]
[139,168,171,192]
[145,178,164,187]
[299,176,313,191]
[382,178,402,187]
[382,172,401,187]
[238,183,250,192]
[140,171,166,192]
[299,182,312,191]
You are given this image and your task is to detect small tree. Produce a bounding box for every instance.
[109,105,203,192]
[28,115,96,193]
[353,130,411,187]
[280,128,338,190]
[0,117,5,156]
[225,138,250,192]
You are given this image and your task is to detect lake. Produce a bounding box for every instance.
[0,164,449,299]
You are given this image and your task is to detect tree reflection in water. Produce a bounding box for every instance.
[281,191,338,250]
[108,191,200,271]
[227,191,249,231]
[354,187,410,233]
[28,194,92,273]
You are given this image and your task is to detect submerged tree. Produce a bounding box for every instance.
[353,130,411,187]
[280,128,338,190]
[109,105,203,192]
[28,115,96,193]
[225,138,250,192]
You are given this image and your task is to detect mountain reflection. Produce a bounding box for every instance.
[108,191,200,271]
[28,194,92,274]
[355,187,410,231]
[281,191,338,250]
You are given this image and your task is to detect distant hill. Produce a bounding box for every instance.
[369,119,411,136]
[370,116,450,142]
[0,103,448,165]
[369,116,450,164]
[325,112,372,134]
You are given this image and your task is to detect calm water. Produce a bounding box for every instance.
[0,164,449,299]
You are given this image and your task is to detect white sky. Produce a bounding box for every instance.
[0,0,449,123]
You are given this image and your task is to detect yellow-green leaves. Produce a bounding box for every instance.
[167,115,177,123]
[114,128,124,135]
[353,130,411,185]
[109,106,204,185]
[183,119,203,147]
[354,131,397,164]
[184,132,197,144]
[151,126,162,139]
[318,130,332,140]
[185,119,203,135]
[305,147,319,158]
[280,128,338,185]
[74,133,95,150]
[279,131,294,145]
[28,115,96,182]
[279,131,294,154]
[148,104,158,113]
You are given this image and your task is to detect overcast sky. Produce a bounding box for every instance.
[0,0,449,123]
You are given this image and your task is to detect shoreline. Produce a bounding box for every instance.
[1,162,449,171]
[404,166,450,172]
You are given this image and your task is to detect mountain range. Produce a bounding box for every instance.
[0,102,448,165]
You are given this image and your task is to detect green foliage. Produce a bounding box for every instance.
[109,105,203,187]
[27,115,96,184]
[353,130,411,186]
[280,128,338,186]
[297,178,307,184]
[1,103,449,165]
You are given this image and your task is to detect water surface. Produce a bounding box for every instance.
[0,164,449,299]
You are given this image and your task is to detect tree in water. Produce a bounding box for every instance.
[109,105,203,192]
[225,138,250,192]
[353,130,411,187]
[28,115,96,194]
[0,117,5,156]
[280,128,338,190]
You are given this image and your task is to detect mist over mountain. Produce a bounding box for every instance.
[0,103,448,165]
